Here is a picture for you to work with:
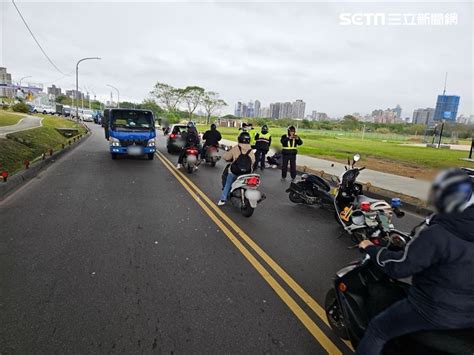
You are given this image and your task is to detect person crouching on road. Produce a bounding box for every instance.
[217,131,255,206]
[356,168,474,355]
[280,125,302,182]
[254,125,271,170]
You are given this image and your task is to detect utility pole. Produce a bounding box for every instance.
[106,84,120,108]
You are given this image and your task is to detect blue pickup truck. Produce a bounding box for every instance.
[103,108,156,160]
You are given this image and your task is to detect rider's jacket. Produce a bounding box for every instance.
[202,129,222,146]
[280,135,303,155]
[366,204,474,328]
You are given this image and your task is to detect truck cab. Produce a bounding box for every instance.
[104,108,156,160]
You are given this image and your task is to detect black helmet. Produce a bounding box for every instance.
[210,123,216,130]
[288,125,296,134]
[429,168,473,213]
[187,121,195,129]
[238,131,251,144]
[261,125,269,134]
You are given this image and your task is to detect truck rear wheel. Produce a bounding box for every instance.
[111,153,117,160]
[148,153,154,160]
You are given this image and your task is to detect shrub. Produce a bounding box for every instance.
[12,102,29,113]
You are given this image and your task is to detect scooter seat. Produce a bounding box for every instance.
[407,328,474,354]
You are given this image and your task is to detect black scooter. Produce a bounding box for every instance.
[286,172,335,208]
[325,229,474,354]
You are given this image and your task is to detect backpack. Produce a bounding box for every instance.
[230,146,252,175]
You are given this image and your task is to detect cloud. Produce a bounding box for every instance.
[2,1,472,117]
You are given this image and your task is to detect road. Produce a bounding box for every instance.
[0,115,43,137]
[0,123,422,354]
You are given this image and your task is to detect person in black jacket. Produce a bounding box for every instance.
[201,123,222,160]
[177,122,200,168]
[280,125,302,181]
[356,168,474,355]
[254,125,271,170]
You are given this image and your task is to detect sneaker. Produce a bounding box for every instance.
[194,165,199,170]
[217,200,226,206]
[176,163,182,169]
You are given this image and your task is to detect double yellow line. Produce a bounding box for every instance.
[156,151,348,354]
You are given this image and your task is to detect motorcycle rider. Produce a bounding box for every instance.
[217,131,255,206]
[254,125,272,170]
[176,121,200,169]
[201,123,222,161]
[357,168,474,355]
[280,125,303,182]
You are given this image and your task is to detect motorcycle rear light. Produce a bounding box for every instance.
[246,177,260,186]
[187,149,198,155]
[391,198,402,208]
[338,282,347,292]
[170,133,177,139]
[360,201,371,212]
[370,238,381,245]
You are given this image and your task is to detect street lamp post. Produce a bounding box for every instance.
[76,57,101,121]
[106,84,120,108]
[19,75,32,87]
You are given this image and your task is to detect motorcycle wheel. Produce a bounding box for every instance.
[187,165,193,174]
[324,289,349,340]
[241,199,254,217]
[288,191,304,204]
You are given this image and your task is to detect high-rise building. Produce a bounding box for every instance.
[246,101,254,117]
[47,85,62,97]
[235,101,243,117]
[292,99,306,119]
[0,67,13,98]
[434,94,460,122]
[254,100,261,117]
[412,108,435,126]
[279,102,292,118]
[270,103,280,119]
[393,104,402,120]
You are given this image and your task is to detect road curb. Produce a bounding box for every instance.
[0,128,91,201]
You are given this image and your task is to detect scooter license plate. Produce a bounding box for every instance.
[128,146,142,155]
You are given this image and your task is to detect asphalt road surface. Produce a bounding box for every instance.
[0,123,423,354]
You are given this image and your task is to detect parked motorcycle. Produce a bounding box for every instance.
[182,146,200,174]
[324,229,474,354]
[286,153,405,243]
[203,145,220,167]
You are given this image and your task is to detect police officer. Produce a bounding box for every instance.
[254,125,271,170]
[280,125,302,181]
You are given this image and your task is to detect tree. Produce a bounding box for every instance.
[202,91,227,124]
[140,98,164,116]
[150,82,183,112]
[181,86,205,119]
[341,115,361,131]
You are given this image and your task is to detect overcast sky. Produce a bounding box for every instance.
[1,1,473,117]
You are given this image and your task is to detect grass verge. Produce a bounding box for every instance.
[0,111,24,127]
[0,116,86,175]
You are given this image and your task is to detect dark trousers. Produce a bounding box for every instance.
[281,153,297,179]
[356,298,443,355]
[254,149,268,170]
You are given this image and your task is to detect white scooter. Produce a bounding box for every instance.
[229,174,266,217]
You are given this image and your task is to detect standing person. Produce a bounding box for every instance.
[280,125,302,182]
[254,125,271,170]
[176,121,200,169]
[217,131,255,206]
[201,123,222,160]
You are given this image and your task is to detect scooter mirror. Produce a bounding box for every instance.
[353,153,361,162]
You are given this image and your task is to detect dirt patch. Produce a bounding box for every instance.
[317,155,437,181]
